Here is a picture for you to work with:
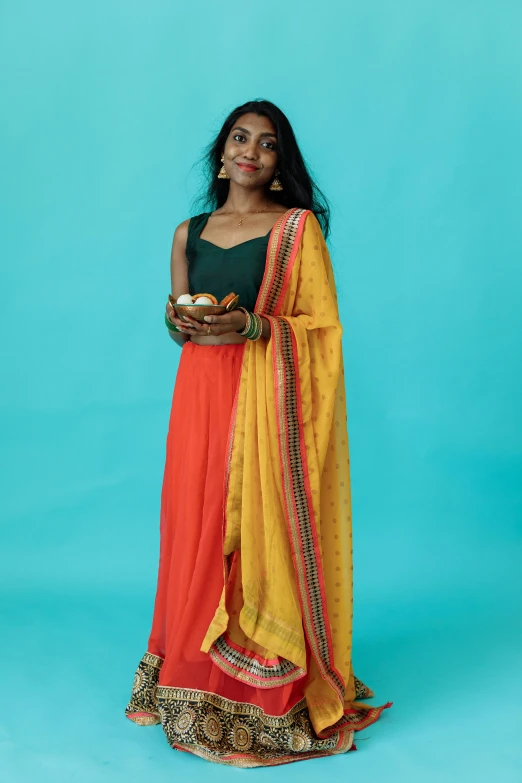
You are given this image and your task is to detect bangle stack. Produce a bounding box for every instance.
[238,308,263,341]
[165,313,180,332]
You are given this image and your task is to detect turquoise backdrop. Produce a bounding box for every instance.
[1,1,521,781]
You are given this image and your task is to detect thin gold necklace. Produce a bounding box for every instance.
[223,204,270,228]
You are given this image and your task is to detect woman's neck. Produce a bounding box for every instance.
[219,184,273,215]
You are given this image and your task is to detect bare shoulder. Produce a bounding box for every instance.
[170,219,191,263]
[173,218,190,244]
[170,219,191,292]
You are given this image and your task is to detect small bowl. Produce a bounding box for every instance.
[174,303,227,323]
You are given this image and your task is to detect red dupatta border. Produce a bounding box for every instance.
[256,208,310,315]
[267,315,345,704]
[260,208,345,702]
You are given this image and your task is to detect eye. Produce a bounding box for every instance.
[262,141,277,151]
[233,134,246,142]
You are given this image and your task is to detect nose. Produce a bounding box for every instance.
[242,140,259,161]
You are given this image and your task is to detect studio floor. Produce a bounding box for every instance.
[2,570,521,783]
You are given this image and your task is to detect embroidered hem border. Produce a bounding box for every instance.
[125,651,164,721]
[156,685,354,767]
[209,633,306,688]
[125,653,388,766]
[171,739,355,768]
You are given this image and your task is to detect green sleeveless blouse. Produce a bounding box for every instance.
[186,213,269,313]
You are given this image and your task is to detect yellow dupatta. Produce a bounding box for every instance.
[201,208,389,737]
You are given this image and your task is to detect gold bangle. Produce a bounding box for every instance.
[237,307,251,336]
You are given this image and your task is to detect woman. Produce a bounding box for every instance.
[125,100,391,767]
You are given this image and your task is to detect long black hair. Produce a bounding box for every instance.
[194,100,331,238]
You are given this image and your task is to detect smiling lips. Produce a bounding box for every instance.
[236,162,259,173]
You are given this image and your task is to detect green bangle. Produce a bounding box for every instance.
[248,313,263,341]
[237,308,263,340]
[240,310,263,341]
[246,317,257,339]
[165,313,180,332]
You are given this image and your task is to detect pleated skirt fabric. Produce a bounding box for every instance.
[125,342,374,765]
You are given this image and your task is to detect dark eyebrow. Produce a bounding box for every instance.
[232,126,277,139]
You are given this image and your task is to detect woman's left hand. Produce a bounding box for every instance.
[201,309,247,336]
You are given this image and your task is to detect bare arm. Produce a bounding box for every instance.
[165,220,191,347]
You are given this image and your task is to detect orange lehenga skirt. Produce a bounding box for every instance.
[125,341,389,767]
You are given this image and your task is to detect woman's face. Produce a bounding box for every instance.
[222,113,278,189]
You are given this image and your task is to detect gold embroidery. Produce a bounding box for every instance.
[128,714,161,726]
[156,686,354,767]
[142,651,163,668]
[256,212,285,312]
[289,728,311,752]
[208,634,305,688]
[170,737,354,768]
[257,208,307,316]
[125,651,164,721]
[203,712,223,742]
[354,676,374,699]
[230,720,253,751]
[175,707,196,733]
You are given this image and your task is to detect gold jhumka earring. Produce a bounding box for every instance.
[218,156,229,179]
[270,170,283,191]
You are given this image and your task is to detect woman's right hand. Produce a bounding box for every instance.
[165,301,195,335]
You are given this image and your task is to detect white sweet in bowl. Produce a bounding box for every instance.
[176,293,194,305]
